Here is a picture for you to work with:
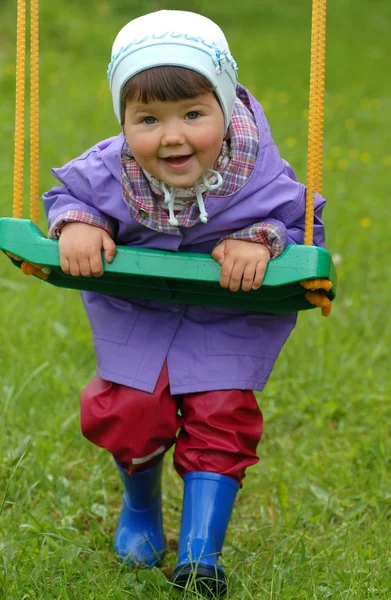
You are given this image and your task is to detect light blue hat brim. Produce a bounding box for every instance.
[109,41,237,133]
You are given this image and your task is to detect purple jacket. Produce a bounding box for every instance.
[43,88,325,394]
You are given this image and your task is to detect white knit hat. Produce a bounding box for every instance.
[107,10,238,133]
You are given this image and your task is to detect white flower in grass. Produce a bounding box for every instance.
[332,253,342,265]
[91,503,108,518]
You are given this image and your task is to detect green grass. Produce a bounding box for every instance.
[1,0,391,598]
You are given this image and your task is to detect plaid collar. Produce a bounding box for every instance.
[120,84,259,234]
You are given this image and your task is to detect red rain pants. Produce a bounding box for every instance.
[80,362,263,484]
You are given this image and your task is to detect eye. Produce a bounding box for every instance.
[142,116,158,125]
[186,111,201,120]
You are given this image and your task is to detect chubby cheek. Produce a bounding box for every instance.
[198,134,224,166]
[125,131,156,166]
[195,118,224,165]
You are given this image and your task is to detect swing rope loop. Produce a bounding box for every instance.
[30,0,40,224]
[9,0,46,278]
[302,0,332,317]
[13,0,26,220]
[305,0,326,245]
[13,0,40,223]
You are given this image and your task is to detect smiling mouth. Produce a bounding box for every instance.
[161,154,193,168]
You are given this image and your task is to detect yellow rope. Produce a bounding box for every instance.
[305,0,326,245]
[12,0,40,222]
[13,0,26,219]
[303,0,332,316]
[10,0,48,278]
[30,0,39,224]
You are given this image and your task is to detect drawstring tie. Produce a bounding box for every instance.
[162,183,179,226]
[162,169,223,227]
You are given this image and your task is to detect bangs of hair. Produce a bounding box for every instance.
[122,66,214,107]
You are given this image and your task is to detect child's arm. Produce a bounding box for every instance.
[42,145,120,276]
[211,183,326,292]
[43,182,117,242]
[44,183,118,277]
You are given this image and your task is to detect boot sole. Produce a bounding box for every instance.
[172,563,227,597]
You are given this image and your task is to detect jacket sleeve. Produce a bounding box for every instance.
[272,159,326,248]
[42,149,118,239]
[283,190,326,247]
[215,160,326,257]
[214,220,287,258]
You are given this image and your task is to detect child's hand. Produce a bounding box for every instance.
[59,222,117,277]
[212,239,270,292]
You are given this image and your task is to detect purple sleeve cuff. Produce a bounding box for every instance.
[216,220,287,258]
[48,210,116,239]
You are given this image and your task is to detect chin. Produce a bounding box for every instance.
[169,173,204,188]
[174,178,198,188]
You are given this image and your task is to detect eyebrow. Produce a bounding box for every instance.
[180,97,213,107]
[128,104,154,113]
[129,97,213,113]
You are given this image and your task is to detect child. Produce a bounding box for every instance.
[43,9,325,596]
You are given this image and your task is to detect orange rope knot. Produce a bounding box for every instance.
[304,291,332,317]
[6,252,51,280]
[301,277,332,316]
[300,278,333,292]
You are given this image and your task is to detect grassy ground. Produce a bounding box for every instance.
[1,0,390,598]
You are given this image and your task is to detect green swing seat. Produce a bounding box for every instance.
[2,0,337,315]
[0,217,336,313]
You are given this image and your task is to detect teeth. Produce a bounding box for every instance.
[166,154,190,159]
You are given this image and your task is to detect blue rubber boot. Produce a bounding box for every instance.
[114,460,165,567]
[172,472,240,597]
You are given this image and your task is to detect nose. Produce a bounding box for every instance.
[161,120,186,146]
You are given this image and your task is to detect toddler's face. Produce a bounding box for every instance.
[123,92,225,188]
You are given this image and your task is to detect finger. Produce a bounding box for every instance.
[212,240,226,265]
[212,251,225,265]
[241,262,257,292]
[78,258,92,278]
[69,260,81,277]
[102,233,117,263]
[60,256,70,275]
[89,253,104,278]
[228,260,245,292]
[252,261,268,289]
[212,244,226,265]
[219,256,235,288]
